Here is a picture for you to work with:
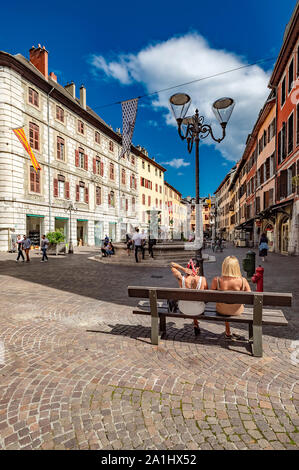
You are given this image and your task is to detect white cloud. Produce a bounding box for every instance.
[90,33,271,161]
[177,172,184,176]
[161,158,190,169]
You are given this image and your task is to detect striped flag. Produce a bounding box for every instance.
[119,98,139,159]
[12,127,41,172]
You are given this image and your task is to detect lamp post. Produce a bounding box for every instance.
[169,93,235,273]
[65,202,77,254]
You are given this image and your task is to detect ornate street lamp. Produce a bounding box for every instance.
[169,93,235,272]
[65,202,77,254]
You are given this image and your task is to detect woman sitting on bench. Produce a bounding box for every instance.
[171,259,208,336]
[210,256,251,340]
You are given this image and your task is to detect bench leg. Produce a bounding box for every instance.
[252,325,263,357]
[160,315,166,338]
[248,323,253,342]
[252,295,263,357]
[149,289,159,345]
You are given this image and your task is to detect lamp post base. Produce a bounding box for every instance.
[69,242,74,254]
[195,248,204,276]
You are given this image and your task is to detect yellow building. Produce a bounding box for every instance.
[164,181,183,239]
[136,146,166,236]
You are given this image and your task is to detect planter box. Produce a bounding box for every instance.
[47,242,66,255]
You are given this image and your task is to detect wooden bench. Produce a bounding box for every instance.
[128,287,292,357]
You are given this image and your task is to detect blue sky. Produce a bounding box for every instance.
[1,0,297,197]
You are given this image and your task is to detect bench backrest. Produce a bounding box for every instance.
[128,287,292,307]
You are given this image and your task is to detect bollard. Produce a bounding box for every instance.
[242,250,256,278]
[252,265,264,292]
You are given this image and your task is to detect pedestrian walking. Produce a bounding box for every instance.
[126,234,133,256]
[259,233,269,262]
[132,228,143,263]
[16,234,25,262]
[40,235,49,262]
[141,231,146,260]
[22,235,31,262]
[148,236,156,258]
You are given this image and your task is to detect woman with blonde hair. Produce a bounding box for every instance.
[210,256,251,340]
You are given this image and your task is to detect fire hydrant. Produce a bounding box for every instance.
[252,265,264,292]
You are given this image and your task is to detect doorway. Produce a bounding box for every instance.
[77,220,88,246]
[280,220,289,254]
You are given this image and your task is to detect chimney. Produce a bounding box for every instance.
[49,72,57,82]
[29,45,48,80]
[64,82,76,98]
[80,85,86,110]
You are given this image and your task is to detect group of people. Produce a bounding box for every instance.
[171,255,251,340]
[15,234,49,263]
[126,228,156,263]
[101,235,115,257]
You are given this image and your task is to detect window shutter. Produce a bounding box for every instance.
[75,149,79,167]
[36,170,40,193]
[76,184,79,202]
[100,161,104,176]
[126,199,128,211]
[54,178,58,197]
[65,181,70,199]
[281,170,287,198]
[291,164,296,193]
[276,175,280,201]
[84,154,88,171]
[93,158,96,174]
[85,187,89,203]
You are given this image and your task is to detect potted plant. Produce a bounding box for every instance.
[46,229,66,255]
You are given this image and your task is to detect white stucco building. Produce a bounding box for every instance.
[0,45,140,251]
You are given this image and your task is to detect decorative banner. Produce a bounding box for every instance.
[119,98,139,159]
[12,127,41,172]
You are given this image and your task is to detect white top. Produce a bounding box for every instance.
[132,233,143,246]
[182,276,202,290]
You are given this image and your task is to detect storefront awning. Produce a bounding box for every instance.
[55,217,68,220]
[77,219,88,222]
[26,214,45,218]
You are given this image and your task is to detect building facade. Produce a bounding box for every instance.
[214,4,299,255]
[0,46,139,251]
[136,146,166,238]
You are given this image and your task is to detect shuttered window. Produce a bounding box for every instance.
[287,113,294,155]
[280,170,287,199]
[57,137,65,160]
[56,106,64,122]
[29,122,39,151]
[281,77,286,106]
[121,168,126,185]
[96,186,101,205]
[30,166,41,193]
[95,131,101,144]
[288,59,294,93]
[109,163,115,180]
[29,88,39,107]
[78,120,84,134]
[282,122,287,160]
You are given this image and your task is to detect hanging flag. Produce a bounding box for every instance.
[12,127,41,173]
[119,98,139,159]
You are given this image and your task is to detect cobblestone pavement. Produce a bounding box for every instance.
[0,245,298,450]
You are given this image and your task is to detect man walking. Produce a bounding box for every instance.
[132,228,143,263]
[148,236,156,258]
[16,234,25,262]
[23,235,31,262]
[40,235,49,262]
